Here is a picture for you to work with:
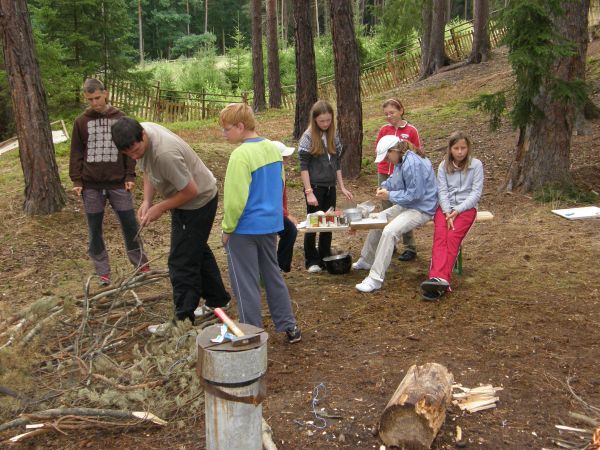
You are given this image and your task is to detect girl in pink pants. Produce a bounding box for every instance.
[421,132,484,301]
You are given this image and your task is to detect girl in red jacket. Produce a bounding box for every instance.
[375,98,421,262]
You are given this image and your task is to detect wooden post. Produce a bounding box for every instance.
[153,80,161,122]
[450,28,461,59]
[201,88,206,120]
[378,362,453,449]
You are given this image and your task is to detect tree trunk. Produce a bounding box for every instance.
[0,0,66,215]
[266,0,282,108]
[421,0,451,78]
[137,0,144,64]
[506,0,590,192]
[420,0,433,75]
[330,0,363,179]
[282,0,289,46]
[251,0,266,112]
[204,0,208,34]
[313,0,320,37]
[292,0,318,139]
[467,0,490,63]
[323,0,331,35]
[378,363,454,449]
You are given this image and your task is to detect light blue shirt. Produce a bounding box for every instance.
[381,150,438,217]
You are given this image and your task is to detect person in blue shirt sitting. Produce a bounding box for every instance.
[353,135,438,293]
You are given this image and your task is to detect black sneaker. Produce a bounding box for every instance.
[398,250,417,261]
[422,290,443,302]
[286,325,302,344]
[421,277,450,293]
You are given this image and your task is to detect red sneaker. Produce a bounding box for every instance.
[140,265,151,273]
[99,274,111,286]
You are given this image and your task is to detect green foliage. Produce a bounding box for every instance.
[377,0,423,51]
[179,51,230,93]
[500,0,579,129]
[224,22,249,91]
[468,91,507,131]
[534,182,599,204]
[171,32,216,58]
[471,1,590,131]
[31,0,136,78]
[0,69,14,141]
[33,29,82,117]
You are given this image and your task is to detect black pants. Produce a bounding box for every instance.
[304,185,336,268]
[169,194,230,323]
[277,216,298,272]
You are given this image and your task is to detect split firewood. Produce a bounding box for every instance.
[378,362,454,449]
[452,384,502,413]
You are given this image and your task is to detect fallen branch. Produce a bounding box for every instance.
[0,407,167,433]
[22,308,63,344]
[90,373,166,391]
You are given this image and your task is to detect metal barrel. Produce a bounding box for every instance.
[197,324,268,450]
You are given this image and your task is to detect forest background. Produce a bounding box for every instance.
[0,0,506,142]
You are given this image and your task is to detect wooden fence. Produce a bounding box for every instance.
[317,20,505,102]
[105,78,250,123]
[108,20,505,123]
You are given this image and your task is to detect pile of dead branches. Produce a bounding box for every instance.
[543,376,600,450]
[0,269,219,445]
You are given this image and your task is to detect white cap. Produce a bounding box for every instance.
[272,141,295,157]
[375,135,405,163]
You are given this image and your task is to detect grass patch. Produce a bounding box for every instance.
[534,182,599,206]
[412,99,480,126]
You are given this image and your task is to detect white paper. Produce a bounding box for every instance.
[551,206,600,220]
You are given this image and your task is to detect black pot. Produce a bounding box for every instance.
[323,253,352,275]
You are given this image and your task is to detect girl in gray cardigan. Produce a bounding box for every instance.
[421,131,484,301]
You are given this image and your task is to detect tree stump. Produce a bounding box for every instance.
[378,362,454,449]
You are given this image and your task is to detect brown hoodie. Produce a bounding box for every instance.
[69,106,136,189]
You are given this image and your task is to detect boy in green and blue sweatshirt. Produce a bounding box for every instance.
[220,103,301,344]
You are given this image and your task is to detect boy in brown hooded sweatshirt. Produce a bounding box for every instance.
[69,78,148,284]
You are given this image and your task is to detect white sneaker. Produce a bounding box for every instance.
[307,265,322,273]
[355,276,382,293]
[147,321,173,336]
[352,258,372,271]
[194,302,230,319]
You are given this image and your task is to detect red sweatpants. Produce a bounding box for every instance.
[428,207,477,285]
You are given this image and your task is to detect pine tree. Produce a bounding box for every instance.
[472,0,591,192]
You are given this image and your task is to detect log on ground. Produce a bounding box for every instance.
[378,362,454,449]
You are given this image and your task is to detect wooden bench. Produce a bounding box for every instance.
[299,210,494,276]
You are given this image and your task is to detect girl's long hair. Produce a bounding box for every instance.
[308,100,336,156]
[445,131,472,173]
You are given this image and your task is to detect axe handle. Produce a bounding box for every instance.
[213,308,245,337]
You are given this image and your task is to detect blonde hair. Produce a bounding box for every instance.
[445,131,472,173]
[308,100,336,156]
[219,103,256,130]
[390,140,425,159]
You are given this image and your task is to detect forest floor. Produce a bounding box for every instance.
[1,42,600,449]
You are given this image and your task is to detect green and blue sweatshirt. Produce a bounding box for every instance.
[222,138,284,234]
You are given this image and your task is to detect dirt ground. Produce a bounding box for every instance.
[1,43,600,449]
